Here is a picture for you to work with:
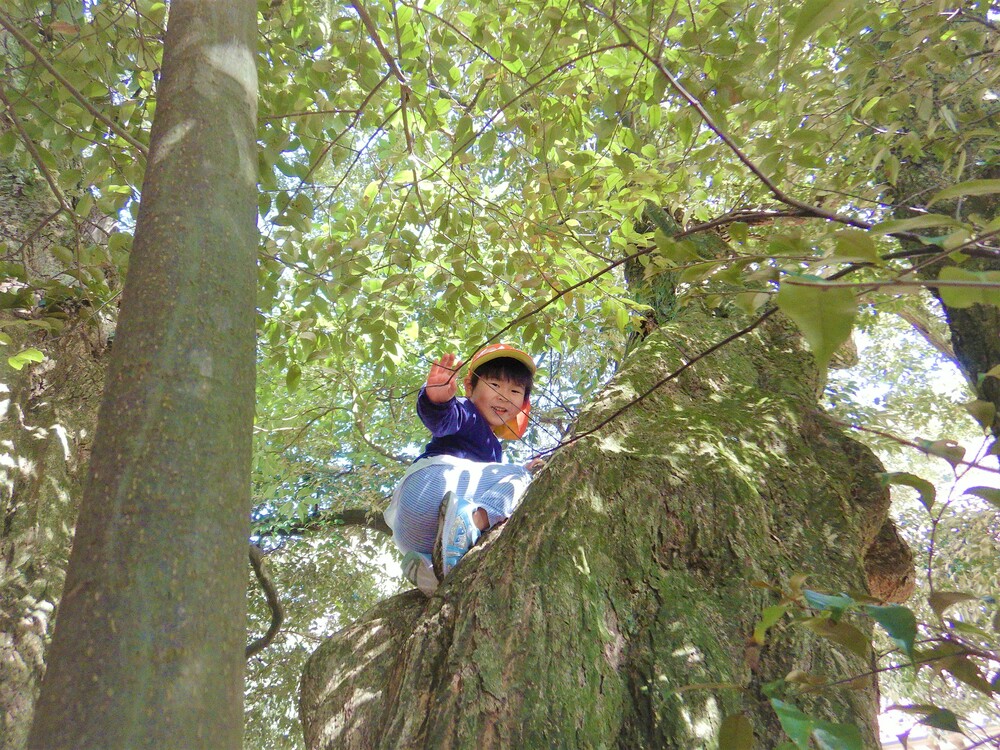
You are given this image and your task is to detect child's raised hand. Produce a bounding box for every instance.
[425,353,462,403]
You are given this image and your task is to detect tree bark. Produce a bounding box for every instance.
[26,2,258,748]
[300,311,911,749]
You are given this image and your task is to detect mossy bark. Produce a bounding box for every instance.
[26,2,258,748]
[301,312,908,749]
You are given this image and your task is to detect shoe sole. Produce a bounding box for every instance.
[432,491,454,580]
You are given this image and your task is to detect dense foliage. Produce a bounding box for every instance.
[1,0,997,747]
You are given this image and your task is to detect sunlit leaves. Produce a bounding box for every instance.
[6,347,45,370]
[928,179,1000,207]
[936,267,1000,309]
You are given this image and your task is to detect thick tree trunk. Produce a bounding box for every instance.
[894,156,1000,439]
[300,311,910,749]
[26,2,258,748]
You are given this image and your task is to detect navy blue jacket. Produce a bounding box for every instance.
[415,387,502,463]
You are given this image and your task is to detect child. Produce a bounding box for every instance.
[383,344,537,594]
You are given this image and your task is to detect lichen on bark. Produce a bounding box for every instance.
[301,310,912,749]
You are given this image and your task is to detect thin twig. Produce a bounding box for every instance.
[828,417,1000,475]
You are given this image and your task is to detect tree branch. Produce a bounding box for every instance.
[349,0,408,87]
[892,309,970,389]
[246,544,284,659]
[0,10,149,157]
[255,506,392,539]
[0,82,74,217]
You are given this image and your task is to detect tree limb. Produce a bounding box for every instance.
[255,506,392,539]
[246,543,284,660]
[892,309,972,388]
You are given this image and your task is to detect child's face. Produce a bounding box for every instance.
[469,375,526,429]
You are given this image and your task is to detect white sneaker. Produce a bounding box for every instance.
[401,551,439,596]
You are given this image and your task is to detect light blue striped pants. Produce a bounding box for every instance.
[384,456,532,555]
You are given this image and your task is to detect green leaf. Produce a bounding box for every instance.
[776,275,857,372]
[754,603,789,644]
[918,708,962,734]
[802,590,855,620]
[943,655,993,694]
[865,605,916,658]
[964,486,1000,509]
[831,230,880,263]
[918,439,966,469]
[802,616,870,659]
[928,178,1000,206]
[788,0,852,53]
[770,699,812,749]
[812,720,862,750]
[878,472,936,511]
[719,713,754,749]
[873,214,965,234]
[937,267,1000,308]
[7,347,45,371]
[286,363,301,393]
[963,399,996,430]
[928,591,977,620]
[735,292,769,315]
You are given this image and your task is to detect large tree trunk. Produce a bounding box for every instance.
[893,155,1000,439]
[300,311,911,749]
[26,2,258,748]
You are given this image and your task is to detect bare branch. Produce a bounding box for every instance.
[246,544,284,659]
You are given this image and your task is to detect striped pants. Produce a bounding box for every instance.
[384,456,532,555]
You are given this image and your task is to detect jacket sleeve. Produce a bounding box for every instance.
[416,387,476,437]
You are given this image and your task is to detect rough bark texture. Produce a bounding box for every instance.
[26,2,258,748]
[301,311,910,749]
